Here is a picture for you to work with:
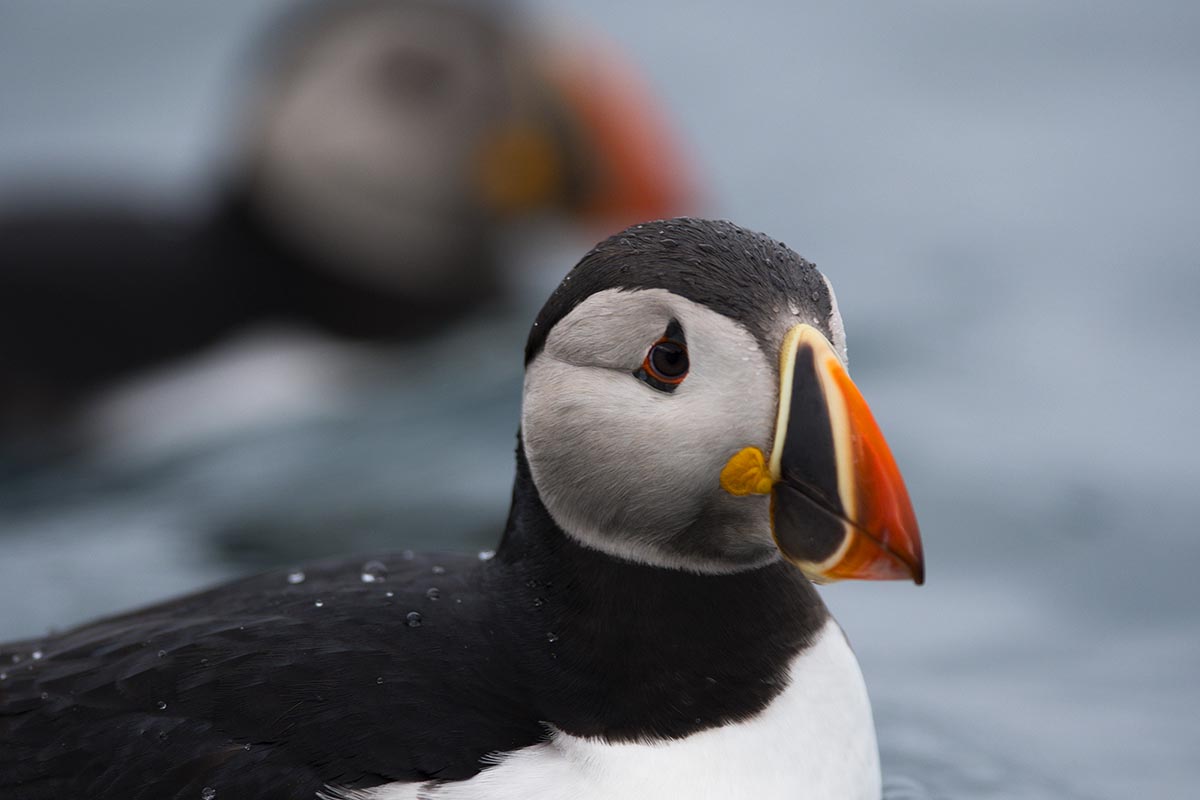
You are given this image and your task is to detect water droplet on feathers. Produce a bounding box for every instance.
[361,561,388,583]
[406,612,423,628]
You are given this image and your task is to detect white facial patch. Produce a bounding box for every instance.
[521,288,781,573]
[243,4,509,295]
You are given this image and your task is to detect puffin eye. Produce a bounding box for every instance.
[636,338,689,392]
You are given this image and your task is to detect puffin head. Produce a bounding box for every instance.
[233,0,693,300]
[521,218,924,583]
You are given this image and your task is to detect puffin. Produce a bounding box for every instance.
[0,219,923,800]
[0,0,692,441]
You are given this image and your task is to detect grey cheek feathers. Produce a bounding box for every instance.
[539,293,673,370]
[521,289,783,574]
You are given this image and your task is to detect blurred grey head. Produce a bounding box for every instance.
[521,218,848,573]
[234,0,529,298]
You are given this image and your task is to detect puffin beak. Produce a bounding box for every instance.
[543,37,697,228]
[475,33,697,227]
[720,325,924,584]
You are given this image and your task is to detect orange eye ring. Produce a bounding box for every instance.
[639,338,689,389]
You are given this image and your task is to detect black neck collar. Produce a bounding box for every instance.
[489,445,830,742]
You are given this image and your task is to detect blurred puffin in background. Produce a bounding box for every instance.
[0,0,695,452]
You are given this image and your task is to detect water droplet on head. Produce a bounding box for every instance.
[31,650,43,661]
[385,591,394,598]
[811,290,820,302]
[431,565,446,575]
[40,691,49,700]
[425,587,440,601]
[406,611,423,628]
[360,560,388,583]
[546,632,559,643]
[243,743,251,751]
[156,701,167,711]
[376,676,384,685]
[287,571,306,585]
[313,600,324,608]
[787,299,801,316]
[532,597,544,608]
[157,650,166,658]
[0,671,6,681]
[201,788,217,800]
[477,550,496,561]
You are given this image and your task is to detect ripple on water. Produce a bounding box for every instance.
[878,713,1087,799]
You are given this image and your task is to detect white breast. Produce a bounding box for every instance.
[328,619,881,800]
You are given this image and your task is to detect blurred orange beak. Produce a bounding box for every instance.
[546,37,697,228]
[476,33,697,228]
[721,325,924,584]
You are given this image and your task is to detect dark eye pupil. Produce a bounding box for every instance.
[650,341,688,377]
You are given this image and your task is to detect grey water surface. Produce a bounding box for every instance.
[2,2,1198,798]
